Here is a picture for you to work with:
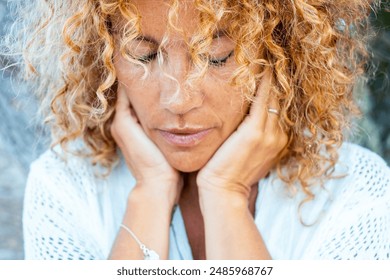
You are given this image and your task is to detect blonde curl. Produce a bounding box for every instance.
[2,0,379,201]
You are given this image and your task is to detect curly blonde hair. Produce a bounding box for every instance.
[3,0,379,198]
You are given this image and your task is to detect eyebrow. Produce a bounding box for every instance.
[134,29,228,45]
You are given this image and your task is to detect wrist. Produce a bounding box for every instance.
[128,184,177,213]
[120,186,174,260]
[198,176,250,207]
[136,175,180,191]
[198,187,250,217]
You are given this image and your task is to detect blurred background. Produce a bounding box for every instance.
[0,1,389,259]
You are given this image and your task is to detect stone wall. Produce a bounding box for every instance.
[0,1,388,260]
[0,0,46,259]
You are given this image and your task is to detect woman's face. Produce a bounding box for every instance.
[113,0,251,172]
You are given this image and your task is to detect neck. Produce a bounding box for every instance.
[179,172,201,213]
[179,172,259,207]
[178,171,205,259]
[177,172,259,260]
[180,172,199,196]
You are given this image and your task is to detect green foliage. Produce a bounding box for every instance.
[359,7,390,163]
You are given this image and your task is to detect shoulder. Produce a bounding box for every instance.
[24,147,108,259]
[30,143,93,174]
[26,143,134,206]
[302,143,390,259]
[337,142,389,172]
[315,142,390,221]
[24,146,98,223]
[26,144,107,201]
[332,142,390,206]
[24,144,134,259]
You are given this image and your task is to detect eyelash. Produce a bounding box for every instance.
[136,51,234,67]
[208,51,234,67]
[137,52,158,63]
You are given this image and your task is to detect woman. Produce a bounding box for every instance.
[5,0,389,259]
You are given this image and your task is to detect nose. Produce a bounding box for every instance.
[159,53,204,115]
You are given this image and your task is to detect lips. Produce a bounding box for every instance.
[158,128,213,147]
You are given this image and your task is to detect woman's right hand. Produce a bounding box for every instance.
[109,85,180,260]
[110,84,182,206]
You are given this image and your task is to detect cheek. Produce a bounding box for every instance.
[205,78,249,131]
[115,62,158,124]
[206,65,250,120]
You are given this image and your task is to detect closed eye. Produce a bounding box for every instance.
[208,50,234,67]
[137,52,158,63]
[136,50,234,66]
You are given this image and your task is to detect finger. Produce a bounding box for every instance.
[264,97,282,134]
[115,83,139,122]
[265,93,288,155]
[115,83,131,114]
[265,93,280,124]
[112,84,134,142]
[248,68,272,128]
[115,97,149,147]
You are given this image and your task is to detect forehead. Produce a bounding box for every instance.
[129,0,200,42]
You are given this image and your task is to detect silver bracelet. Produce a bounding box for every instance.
[120,223,160,260]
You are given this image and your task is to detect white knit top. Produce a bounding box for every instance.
[23,142,390,259]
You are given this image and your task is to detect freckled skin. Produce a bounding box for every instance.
[113,0,251,172]
[109,1,283,260]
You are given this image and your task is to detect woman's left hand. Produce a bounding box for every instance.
[197,69,288,207]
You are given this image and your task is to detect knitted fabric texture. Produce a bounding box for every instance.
[23,143,390,259]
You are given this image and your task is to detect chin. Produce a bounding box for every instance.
[166,152,210,173]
